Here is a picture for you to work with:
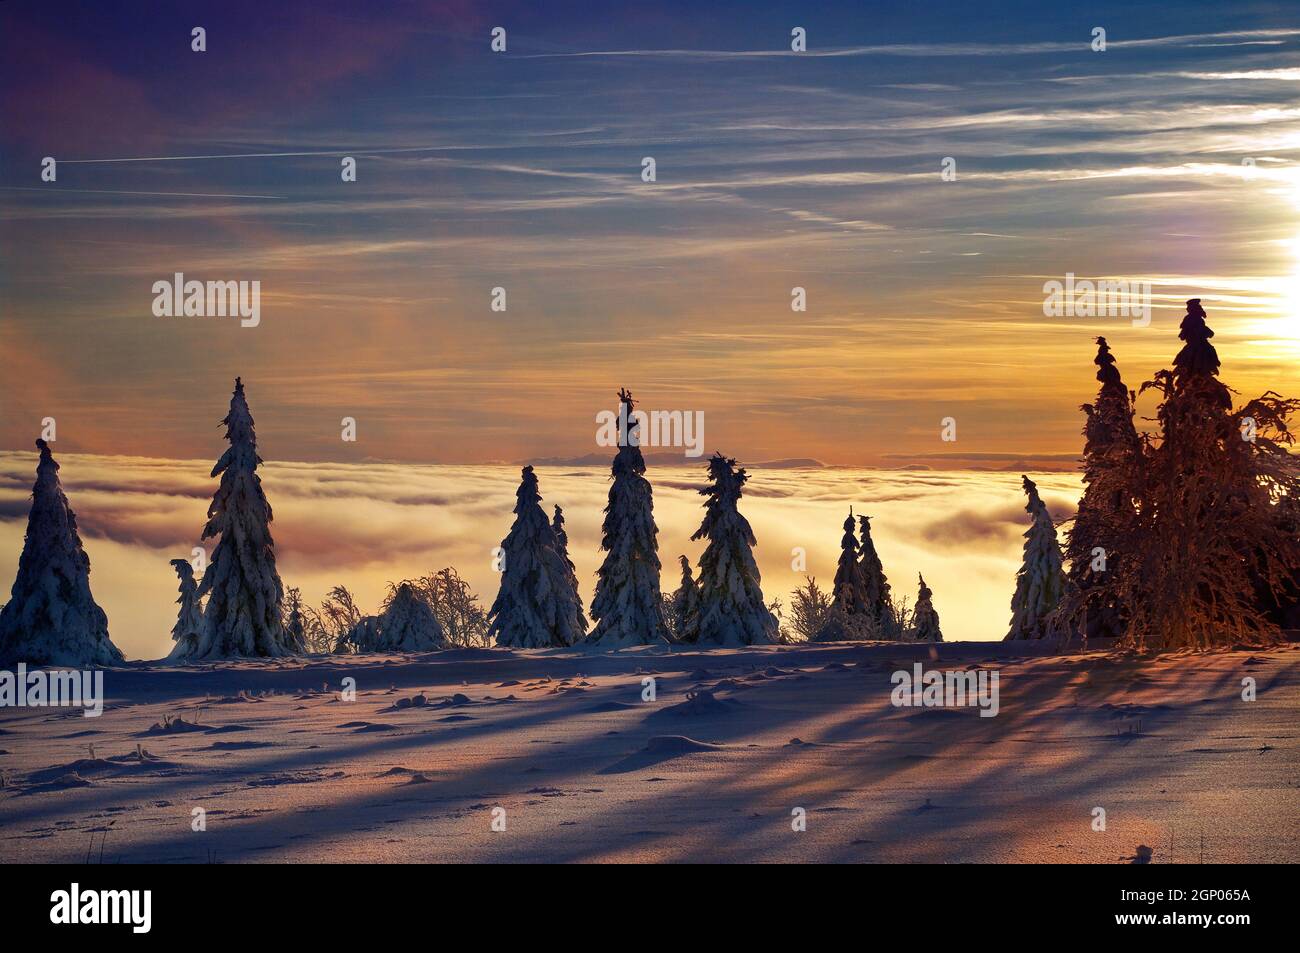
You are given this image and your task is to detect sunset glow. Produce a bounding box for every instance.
[3,4,1299,468]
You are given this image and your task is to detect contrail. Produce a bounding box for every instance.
[56,145,461,165]
[513,29,1300,60]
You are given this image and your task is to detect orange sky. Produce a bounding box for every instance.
[2,5,1299,467]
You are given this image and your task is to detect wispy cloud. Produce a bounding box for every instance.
[513,30,1300,60]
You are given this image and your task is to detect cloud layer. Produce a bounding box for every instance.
[0,451,1081,658]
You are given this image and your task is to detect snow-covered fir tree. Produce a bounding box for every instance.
[858,513,897,637]
[910,573,943,642]
[190,377,296,659]
[690,452,779,645]
[551,504,571,555]
[341,581,446,652]
[282,587,308,655]
[1006,475,1066,640]
[165,558,205,662]
[813,605,872,642]
[489,466,588,647]
[814,510,874,641]
[586,389,670,646]
[1061,337,1140,639]
[0,440,124,666]
[669,554,702,643]
[1100,300,1300,649]
[336,615,380,654]
[833,510,869,614]
[550,504,587,635]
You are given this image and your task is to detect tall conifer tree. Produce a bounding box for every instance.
[587,389,670,645]
[670,555,702,643]
[551,504,587,636]
[0,440,123,666]
[191,378,295,658]
[690,453,778,645]
[832,509,869,615]
[1060,337,1140,638]
[490,467,587,647]
[858,513,897,637]
[815,509,874,641]
[1107,300,1300,649]
[1006,475,1065,640]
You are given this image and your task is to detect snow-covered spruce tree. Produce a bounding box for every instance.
[489,466,588,647]
[345,581,446,652]
[833,510,868,613]
[336,615,380,654]
[166,558,205,662]
[1107,300,1300,650]
[910,573,943,642]
[191,377,295,659]
[669,554,702,643]
[815,510,875,641]
[586,389,670,646]
[1005,475,1066,640]
[1057,337,1140,639]
[550,504,587,635]
[690,452,779,645]
[0,440,124,666]
[858,513,899,638]
[282,587,308,655]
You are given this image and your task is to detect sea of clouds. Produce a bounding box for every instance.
[0,452,1081,659]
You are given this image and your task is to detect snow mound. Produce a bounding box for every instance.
[586,700,638,712]
[649,689,741,718]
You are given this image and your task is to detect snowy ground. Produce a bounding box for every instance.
[2,641,1296,863]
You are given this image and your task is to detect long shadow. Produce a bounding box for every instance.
[3,643,1293,863]
[4,648,886,859]
[20,647,987,852]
